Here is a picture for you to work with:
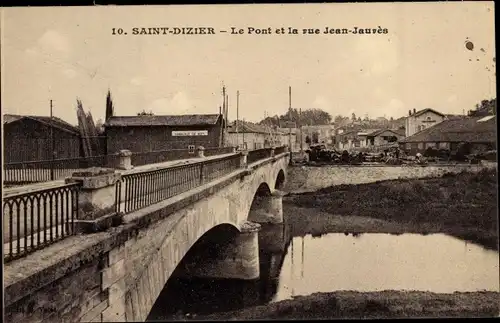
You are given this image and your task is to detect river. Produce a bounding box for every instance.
[147,223,499,321]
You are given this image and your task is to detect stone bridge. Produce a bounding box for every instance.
[4,149,290,323]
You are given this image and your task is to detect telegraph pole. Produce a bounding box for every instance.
[288,86,292,164]
[50,99,55,180]
[236,91,240,149]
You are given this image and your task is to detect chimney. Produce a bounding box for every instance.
[408,110,412,116]
[413,108,416,114]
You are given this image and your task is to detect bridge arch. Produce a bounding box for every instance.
[275,169,286,190]
[147,223,241,320]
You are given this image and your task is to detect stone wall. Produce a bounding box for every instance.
[4,258,106,323]
[284,162,498,193]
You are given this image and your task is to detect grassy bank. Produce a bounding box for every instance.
[287,168,498,250]
[176,291,499,320]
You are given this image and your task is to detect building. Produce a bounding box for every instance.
[399,115,497,155]
[104,114,224,154]
[227,121,287,150]
[365,129,405,147]
[336,128,405,150]
[3,114,81,163]
[405,108,446,137]
[301,125,336,145]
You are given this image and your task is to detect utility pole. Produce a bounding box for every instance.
[299,107,303,153]
[222,85,226,147]
[288,86,292,164]
[236,90,240,149]
[50,99,55,180]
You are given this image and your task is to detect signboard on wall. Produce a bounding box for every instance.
[172,130,208,136]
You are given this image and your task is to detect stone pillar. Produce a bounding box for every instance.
[197,146,205,158]
[178,221,261,280]
[117,149,133,170]
[240,150,249,168]
[268,190,285,224]
[65,167,122,234]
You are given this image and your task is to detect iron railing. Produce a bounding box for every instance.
[3,183,80,262]
[116,154,242,214]
[3,154,120,185]
[247,148,273,164]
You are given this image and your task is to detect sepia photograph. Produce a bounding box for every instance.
[1,2,498,322]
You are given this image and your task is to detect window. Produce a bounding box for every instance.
[188,145,195,153]
[417,125,422,132]
[418,143,424,149]
[405,143,411,150]
[427,116,432,121]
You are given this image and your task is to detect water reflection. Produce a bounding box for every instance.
[147,227,499,320]
[273,233,499,302]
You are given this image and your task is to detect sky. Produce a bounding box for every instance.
[1,2,496,125]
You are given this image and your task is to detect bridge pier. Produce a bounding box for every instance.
[177,221,262,280]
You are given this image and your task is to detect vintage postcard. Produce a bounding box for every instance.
[1,2,498,322]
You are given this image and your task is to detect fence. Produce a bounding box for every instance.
[3,183,80,262]
[3,154,121,185]
[116,154,241,214]
[3,147,237,185]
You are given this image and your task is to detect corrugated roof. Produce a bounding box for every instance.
[401,116,496,143]
[3,114,80,135]
[104,114,222,127]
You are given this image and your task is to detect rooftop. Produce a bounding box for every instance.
[3,114,80,135]
[104,114,222,127]
[401,116,496,143]
[411,108,446,118]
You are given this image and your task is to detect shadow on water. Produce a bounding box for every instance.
[147,219,499,321]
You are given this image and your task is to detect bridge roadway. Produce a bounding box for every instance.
[4,149,290,323]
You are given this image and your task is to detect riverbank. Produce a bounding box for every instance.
[173,291,499,320]
[286,168,498,250]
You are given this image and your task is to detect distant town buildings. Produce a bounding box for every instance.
[336,128,405,150]
[404,108,446,137]
[227,121,287,150]
[400,115,496,155]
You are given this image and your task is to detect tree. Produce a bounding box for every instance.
[468,98,496,117]
[105,89,114,121]
[258,108,332,126]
